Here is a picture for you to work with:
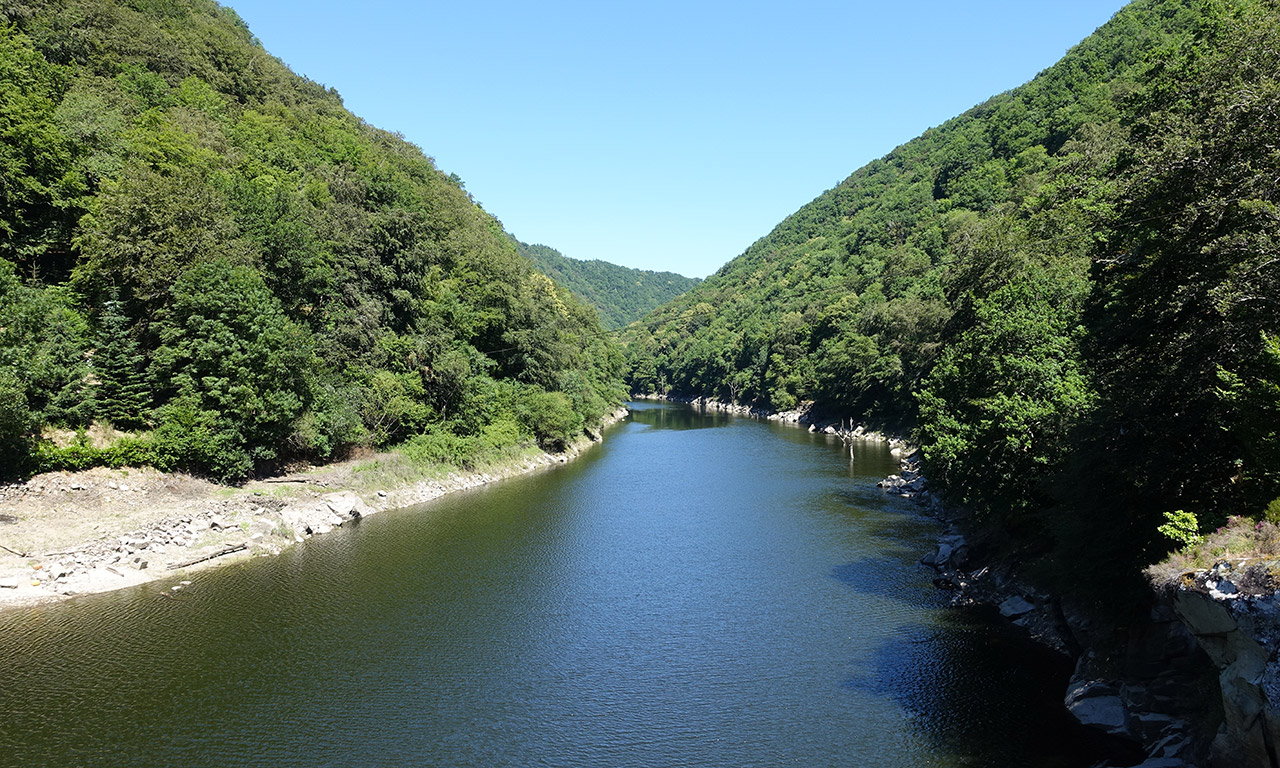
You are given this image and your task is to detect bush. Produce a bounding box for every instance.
[399,427,477,469]
[478,418,524,453]
[150,395,252,481]
[31,436,156,473]
[289,382,366,460]
[1265,497,1280,526]
[517,390,582,452]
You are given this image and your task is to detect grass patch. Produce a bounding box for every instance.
[348,421,545,493]
[1147,515,1280,590]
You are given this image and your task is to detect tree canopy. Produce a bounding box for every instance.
[514,240,701,330]
[623,0,1280,595]
[0,0,625,480]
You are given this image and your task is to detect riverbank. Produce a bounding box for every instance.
[630,392,914,454]
[894,448,1212,767]
[0,407,629,611]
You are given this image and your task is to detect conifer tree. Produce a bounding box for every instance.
[93,292,148,430]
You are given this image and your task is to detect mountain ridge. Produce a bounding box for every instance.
[514,240,700,329]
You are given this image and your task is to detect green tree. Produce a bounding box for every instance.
[150,260,313,479]
[0,369,34,477]
[0,258,92,425]
[1083,0,1280,531]
[0,25,78,278]
[92,290,149,430]
[917,266,1095,522]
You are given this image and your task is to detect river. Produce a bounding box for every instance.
[0,402,1111,766]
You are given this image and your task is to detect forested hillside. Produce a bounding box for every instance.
[0,0,624,481]
[515,241,700,329]
[625,0,1280,591]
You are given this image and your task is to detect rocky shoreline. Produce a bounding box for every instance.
[0,407,629,611]
[631,393,914,454]
[637,393,1216,764]
[884,448,1277,768]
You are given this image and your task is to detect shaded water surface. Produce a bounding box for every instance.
[0,403,1106,766]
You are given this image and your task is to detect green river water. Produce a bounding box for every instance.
[0,402,1114,766]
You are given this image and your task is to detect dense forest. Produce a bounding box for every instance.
[0,0,625,481]
[624,0,1280,594]
[513,240,700,329]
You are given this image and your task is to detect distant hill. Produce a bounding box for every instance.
[515,241,700,329]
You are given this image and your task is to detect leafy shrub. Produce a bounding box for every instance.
[1265,497,1280,526]
[399,427,477,469]
[1158,510,1205,549]
[150,395,252,481]
[517,390,582,452]
[32,436,156,472]
[289,382,366,460]
[478,418,525,453]
[358,370,433,447]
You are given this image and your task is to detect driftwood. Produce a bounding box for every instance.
[0,543,29,558]
[166,543,247,570]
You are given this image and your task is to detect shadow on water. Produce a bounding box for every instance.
[626,401,735,431]
[832,557,942,608]
[0,400,1145,768]
[845,609,1147,768]
[831,548,1145,768]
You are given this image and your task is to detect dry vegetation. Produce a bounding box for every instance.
[1146,516,1280,593]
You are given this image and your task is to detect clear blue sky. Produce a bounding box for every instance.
[227,0,1132,278]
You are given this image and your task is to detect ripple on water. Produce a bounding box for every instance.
[0,404,1110,768]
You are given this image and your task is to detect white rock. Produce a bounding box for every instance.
[0,577,18,589]
[323,492,359,518]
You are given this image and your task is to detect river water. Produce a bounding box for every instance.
[0,402,1110,766]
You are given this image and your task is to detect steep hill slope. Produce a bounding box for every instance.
[626,0,1280,591]
[515,240,700,329]
[0,0,624,480]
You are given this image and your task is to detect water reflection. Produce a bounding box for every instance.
[0,402,1114,767]
[627,399,735,430]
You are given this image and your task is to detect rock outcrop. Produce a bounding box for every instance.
[1168,567,1280,768]
[888,451,1209,766]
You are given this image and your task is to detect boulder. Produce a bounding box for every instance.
[1065,680,1130,735]
[323,492,359,518]
[999,596,1036,618]
[280,502,324,536]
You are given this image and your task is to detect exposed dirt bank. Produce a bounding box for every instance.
[0,407,629,611]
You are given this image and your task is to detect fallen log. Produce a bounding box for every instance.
[166,543,247,570]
